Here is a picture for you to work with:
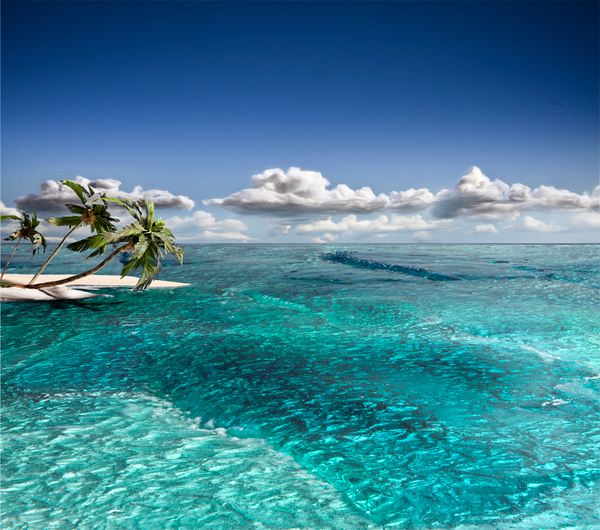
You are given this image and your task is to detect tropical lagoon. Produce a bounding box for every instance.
[2,244,599,529]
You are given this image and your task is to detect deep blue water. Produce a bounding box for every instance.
[2,245,599,529]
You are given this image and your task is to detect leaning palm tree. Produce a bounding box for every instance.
[0,211,47,280]
[22,197,184,291]
[28,180,119,286]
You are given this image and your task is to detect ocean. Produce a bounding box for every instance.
[2,244,599,529]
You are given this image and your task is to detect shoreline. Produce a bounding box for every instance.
[1,274,190,302]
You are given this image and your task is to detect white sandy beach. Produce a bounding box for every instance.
[1,274,190,302]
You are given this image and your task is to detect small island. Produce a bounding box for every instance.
[1,181,186,302]
[1,274,190,302]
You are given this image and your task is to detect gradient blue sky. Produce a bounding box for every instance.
[2,1,598,243]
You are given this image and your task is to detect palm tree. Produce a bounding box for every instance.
[0,211,47,281]
[28,180,119,285]
[22,197,184,291]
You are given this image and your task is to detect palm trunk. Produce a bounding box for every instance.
[28,223,82,285]
[24,243,131,290]
[1,238,22,281]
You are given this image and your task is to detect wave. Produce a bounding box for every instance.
[320,250,459,281]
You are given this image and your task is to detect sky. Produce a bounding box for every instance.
[1,0,598,244]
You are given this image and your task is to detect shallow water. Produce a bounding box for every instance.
[2,245,599,529]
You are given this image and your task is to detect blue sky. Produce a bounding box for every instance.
[2,1,598,244]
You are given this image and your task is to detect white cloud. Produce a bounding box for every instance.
[164,210,251,241]
[506,183,532,202]
[311,233,337,244]
[388,188,435,211]
[166,210,247,232]
[521,215,563,232]
[431,167,518,219]
[528,185,595,210]
[200,230,253,241]
[295,214,455,239]
[568,211,600,230]
[45,236,78,243]
[0,201,20,218]
[431,168,597,219]
[14,176,195,212]
[412,231,433,242]
[267,224,292,237]
[591,185,600,211]
[205,166,597,223]
[204,167,389,215]
[176,231,252,242]
[473,223,498,234]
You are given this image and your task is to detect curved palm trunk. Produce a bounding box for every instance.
[23,243,131,290]
[28,223,82,285]
[1,238,22,281]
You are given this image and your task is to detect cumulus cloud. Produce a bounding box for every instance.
[521,215,562,232]
[295,214,456,239]
[431,168,597,219]
[13,176,195,212]
[311,233,337,244]
[0,201,20,218]
[388,188,435,211]
[204,167,389,215]
[431,167,518,219]
[164,210,251,241]
[473,223,498,234]
[166,210,247,232]
[206,166,597,223]
[568,211,600,230]
[591,186,600,211]
[412,231,433,242]
[267,224,292,237]
[528,185,596,210]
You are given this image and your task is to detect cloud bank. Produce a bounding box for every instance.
[14,176,195,212]
[431,167,599,219]
[206,166,599,220]
[294,214,456,242]
[204,167,389,215]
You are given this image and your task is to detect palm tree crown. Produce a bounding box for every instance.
[28,180,119,285]
[46,180,119,233]
[1,211,47,251]
[1,211,47,280]
[66,197,184,291]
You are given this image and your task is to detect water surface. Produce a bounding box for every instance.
[2,245,599,529]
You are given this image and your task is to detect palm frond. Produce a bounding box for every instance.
[1,211,47,274]
[65,204,86,215]
[131,247,162,291]
[27,233,48,255]
[67,234,108,253]
[4,230,22,241]
[46,216,83,227]
[104,197,133,218]
[85,192,105,206]
[143,197,155,226]
[60,196,183,290]
[61,180,87,203]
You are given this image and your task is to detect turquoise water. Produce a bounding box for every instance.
[2,244,599,529]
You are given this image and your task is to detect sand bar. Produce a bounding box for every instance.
[1,274,190,302]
